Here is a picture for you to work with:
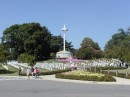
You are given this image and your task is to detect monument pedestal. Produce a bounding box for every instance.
[56,50,72,59]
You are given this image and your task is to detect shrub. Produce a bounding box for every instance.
[101,75,116,82]
[55,71,116,82]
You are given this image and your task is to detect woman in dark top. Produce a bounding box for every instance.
[18,67,22,77]
[31,66,34,77]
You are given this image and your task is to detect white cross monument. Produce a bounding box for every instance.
[56,24,72,59]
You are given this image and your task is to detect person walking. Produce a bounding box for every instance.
[18,66,22,78]
[26,67,31,79]
[34,67,39,79]
[31,66,34,77]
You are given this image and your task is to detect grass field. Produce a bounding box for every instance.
[0,64,67,76]
[104,69,130,74]
[0,65,19,76]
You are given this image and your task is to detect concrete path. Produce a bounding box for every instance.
[0,75,130,85]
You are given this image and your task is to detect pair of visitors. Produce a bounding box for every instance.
[26,66,36,79]
[34,67,39,79]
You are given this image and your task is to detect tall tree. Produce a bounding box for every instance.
[50,35,63,53]
[76,37,102,59]
[0,44,11,64]
[105,28,127,50]
[2,23,51,60]
[104,28,130,62]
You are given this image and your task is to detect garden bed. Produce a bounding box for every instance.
[56,70,116,82]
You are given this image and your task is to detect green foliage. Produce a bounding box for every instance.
[76,47,93,59]
[55,72,116,82]
[50,35,63,53]
[76,37,103,59]
[104,28,130,62]
[101,75,116,82]
[2,23,52,60]
[0,65,18,75]
[0,44,11,64]
[105,29,126,50]
[18,53,36,66]
[2,22,74,60]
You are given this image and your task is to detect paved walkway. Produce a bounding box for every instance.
[1,75,130,85]
[42,75,130,85]
[0,76,26,80]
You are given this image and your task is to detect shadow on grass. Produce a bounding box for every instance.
[0,70,16,74]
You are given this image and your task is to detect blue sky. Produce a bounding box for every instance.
[0,0,130,50]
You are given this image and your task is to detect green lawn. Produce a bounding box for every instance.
[105,69,130,74]
[0,64,67,76]
[0,65,18,76]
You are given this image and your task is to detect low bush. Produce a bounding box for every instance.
[100,75,116,82]
[55,71,116,82]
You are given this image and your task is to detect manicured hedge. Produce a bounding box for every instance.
[55,73,116,82]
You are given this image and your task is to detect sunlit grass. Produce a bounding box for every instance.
[63,70,104,77]
[105,69,130,74]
